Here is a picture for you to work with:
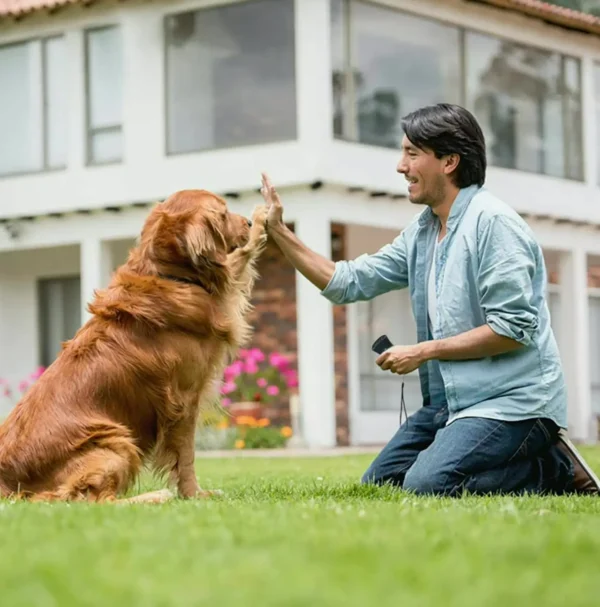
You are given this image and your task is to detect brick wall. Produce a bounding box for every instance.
[243,223,350,445]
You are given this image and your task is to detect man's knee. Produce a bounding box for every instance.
[360,464,402,487]
[402,463,453,496]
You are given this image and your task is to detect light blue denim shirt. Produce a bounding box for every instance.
[321,184,568,429]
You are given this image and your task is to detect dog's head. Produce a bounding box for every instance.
[139,189,251,289]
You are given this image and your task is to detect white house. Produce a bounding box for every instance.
[0,0,599,449]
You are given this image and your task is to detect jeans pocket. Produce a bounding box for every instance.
[509,420,552,463]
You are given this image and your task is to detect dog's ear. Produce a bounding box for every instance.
[183,214,227,267]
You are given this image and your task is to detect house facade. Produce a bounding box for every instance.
[1,0,599,448]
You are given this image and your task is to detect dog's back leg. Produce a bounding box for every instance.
[31,422,143,503]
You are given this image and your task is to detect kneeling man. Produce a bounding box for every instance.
[260,103,600,496]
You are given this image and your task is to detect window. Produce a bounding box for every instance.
[331,2,584,180]
[331,0,461,148]
[38,277,81,367]
[590,296,600,414]
[595,62,600,186]
[164,0,296,154]
[465,31,583,180]
[357,289,422,414]
[85,26,123,164]
[0,36,67,176]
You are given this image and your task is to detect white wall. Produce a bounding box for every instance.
[1,0,600,225]
[0,245,79,413]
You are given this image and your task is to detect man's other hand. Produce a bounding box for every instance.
[376,344,427,375]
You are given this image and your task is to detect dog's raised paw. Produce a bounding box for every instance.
[251,204,268,225]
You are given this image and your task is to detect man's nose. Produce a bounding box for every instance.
[396,160,408,174]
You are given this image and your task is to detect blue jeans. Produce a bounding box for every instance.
[361,400,574,496]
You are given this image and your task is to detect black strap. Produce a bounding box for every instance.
[157,273,210,292]
[400,379,408,427]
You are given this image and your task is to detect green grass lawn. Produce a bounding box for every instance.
[2,449,600,607]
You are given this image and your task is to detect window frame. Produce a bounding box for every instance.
[162,0,298,157]
[84,24,124,167]
[0,34,67,178]
[333,0,586,182]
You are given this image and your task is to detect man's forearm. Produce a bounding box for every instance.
[419,324,523,362]
[268,223,335,291]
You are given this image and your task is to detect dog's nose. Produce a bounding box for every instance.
[247,219,253,227]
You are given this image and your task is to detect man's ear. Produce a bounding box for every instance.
[183,215,227,267]
[443,153,460,176]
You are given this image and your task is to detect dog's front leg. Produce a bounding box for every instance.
[162,415,221,499]
[228,204,268,282]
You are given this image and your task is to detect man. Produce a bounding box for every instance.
[260,103,600,496]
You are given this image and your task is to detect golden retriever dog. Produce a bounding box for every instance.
[0,190,268,503]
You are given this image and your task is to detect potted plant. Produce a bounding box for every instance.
[220,348,298,421]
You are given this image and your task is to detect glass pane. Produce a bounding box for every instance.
[38,276,81,367]
[465,31,582,179]
[342,2,461,148]
[595,62,600,186]
[590,297,600,414]
[87,26,123,130]
[357,287,421,412]
[90,129,122,164]
[331,0,347,138]
[44,37,68,169]
[165,0,296,153]
[0,41,43,175]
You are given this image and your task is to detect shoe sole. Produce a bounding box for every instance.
[558,430,600,493]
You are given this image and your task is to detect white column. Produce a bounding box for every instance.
[559,248,594,442]
[294,212,337,448]
[65,28,85,170]
[121,7,164,174]
[581,56,598,188]
[294,0,333,156]
[80,239,113,323]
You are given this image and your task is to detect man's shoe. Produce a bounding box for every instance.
[556,430,600,495]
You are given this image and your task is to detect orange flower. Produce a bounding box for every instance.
[280,426,293,438]
[216,420,229,430]
[234,439,245,449]
[257,418,270,427]
[236,416,257,427]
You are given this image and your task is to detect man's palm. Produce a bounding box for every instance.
[261,172,284,229]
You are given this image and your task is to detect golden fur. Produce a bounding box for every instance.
[0,190,268,503]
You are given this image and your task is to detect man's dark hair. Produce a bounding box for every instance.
[400,103,487,188]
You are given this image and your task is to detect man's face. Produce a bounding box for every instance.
[396,135,449,206]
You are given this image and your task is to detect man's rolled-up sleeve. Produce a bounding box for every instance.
[477,215,539,346]
[321,231,409,305]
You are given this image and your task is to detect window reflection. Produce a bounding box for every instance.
[465,31,582,180]
[332,0,461,148]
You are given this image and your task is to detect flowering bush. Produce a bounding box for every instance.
[219,348,298,407]
[0,366,46,407]
[228,416,292,449]
[17,366,46,395]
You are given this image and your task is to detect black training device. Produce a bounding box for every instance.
[371,334,393,355]
[371,334,409,426]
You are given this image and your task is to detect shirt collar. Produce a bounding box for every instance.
[417,184,482,231]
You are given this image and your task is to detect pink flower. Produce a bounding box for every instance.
[284,370,299,388]
[220,381,237,395]
[245,359,259,374]
[221,398,231,407]
[269,353,290,371]
[18,381,29,393]
[224,361,243,381]
[257,377,268,387]
[30,366,46,381]
[266,385,280,396]
[3,386,11,398]
[247,348,265,362]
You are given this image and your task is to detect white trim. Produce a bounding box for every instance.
[346,301,362,445]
